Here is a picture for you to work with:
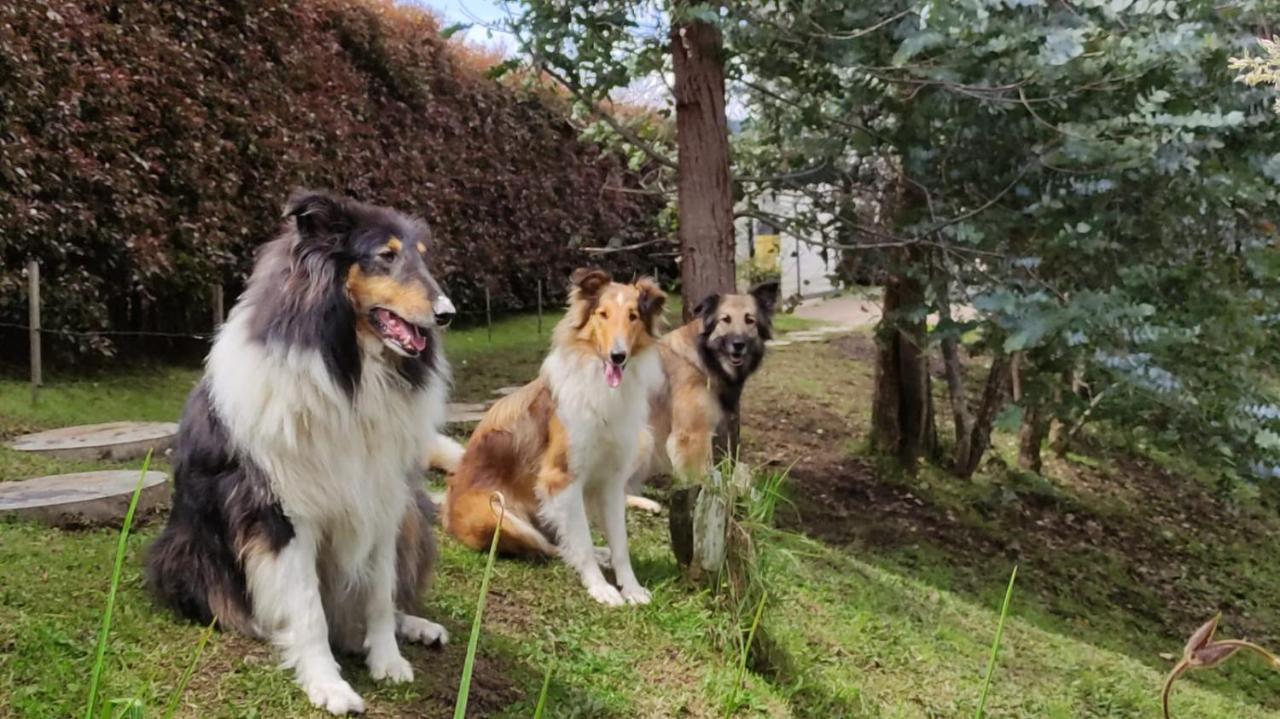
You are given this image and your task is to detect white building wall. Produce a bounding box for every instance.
[735,190,838,299]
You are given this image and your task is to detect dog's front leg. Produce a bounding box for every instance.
[245,524,364,715]
[543,484,624,606]
[599,481,650,605]
[364,528,413,684]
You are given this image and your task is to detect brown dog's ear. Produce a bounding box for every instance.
[570,267,612,298]
[568,267,611,330]
[693,292,722,333]
[635,277,666,331]
[749,280,780,318]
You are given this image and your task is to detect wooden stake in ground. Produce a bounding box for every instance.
[212,284,225,329]
[27,260,40,405]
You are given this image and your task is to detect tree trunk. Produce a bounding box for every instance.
[956,354,1011,479]
[670,11,736,577]
[672,15,735,323]
[935,275,974,468]
[871,267,936,472]
[1019,403,1049,473]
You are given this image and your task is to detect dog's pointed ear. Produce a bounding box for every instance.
[285,190,355,248]
[570,267,611,299]
[635,277,666,331]
[692,292,722,331]
[749,280,780,319]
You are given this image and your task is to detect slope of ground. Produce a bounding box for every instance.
[2,305,1277,717]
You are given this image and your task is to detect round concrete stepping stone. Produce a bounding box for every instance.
[446,402,490,425]
[492,386,522,397]
[7,422,179,461]
[0,470,169,527]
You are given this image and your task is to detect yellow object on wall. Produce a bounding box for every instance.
[754,233,781,272]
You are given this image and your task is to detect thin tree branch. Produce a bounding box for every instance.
[530,57,679,171]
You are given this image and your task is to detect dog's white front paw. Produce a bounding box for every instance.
[586,582,625,607]
[620,584,652,605]
[368,651,414,684]
[626,495,663,514]
[303,678,366,715]
[397,614,449,646]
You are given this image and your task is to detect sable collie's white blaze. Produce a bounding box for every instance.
[147,192,455,716]
[443,268,666,605]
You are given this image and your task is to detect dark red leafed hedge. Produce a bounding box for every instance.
[0,0,666,359]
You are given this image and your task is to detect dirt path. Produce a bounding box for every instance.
[792,293,883,328]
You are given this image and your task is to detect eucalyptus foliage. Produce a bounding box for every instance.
[729,0,1280,480]
[504,0,1280,480]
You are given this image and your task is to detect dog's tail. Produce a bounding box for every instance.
[444,487,557,558]
[145,518,257,637]
[423,435,465,473]
[495,508,559,557]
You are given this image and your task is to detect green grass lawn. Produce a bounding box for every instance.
[1,304,1276,717]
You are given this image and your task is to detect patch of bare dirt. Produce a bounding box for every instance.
[743,334,1280,699]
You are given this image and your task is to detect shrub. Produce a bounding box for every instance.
[0,0,667,360]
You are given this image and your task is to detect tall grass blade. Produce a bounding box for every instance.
[454,492,506,719]
[532,651,554,719]
[974,565,1018,719]
[85,451,152,719]
[726,591,767,718]
[162,618,217,719]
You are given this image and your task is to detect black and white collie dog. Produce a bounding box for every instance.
[147,191,460,715]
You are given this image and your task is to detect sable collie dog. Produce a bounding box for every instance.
[632,282,779,493]
[444,269,665,606]
[147,191,459,715]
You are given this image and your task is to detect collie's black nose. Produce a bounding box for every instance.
[730,339,747,354]
[434,295,456,328]
[610,350,628,365]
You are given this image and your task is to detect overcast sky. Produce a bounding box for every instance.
[405,0,744,118]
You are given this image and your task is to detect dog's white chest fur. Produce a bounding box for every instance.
[543,346,662,483]
[207,311,445,571]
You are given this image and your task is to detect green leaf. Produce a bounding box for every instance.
[1256,429,1280,451]
[995,405,1025,432]
[487,58,521,81]
[441,22,468,39]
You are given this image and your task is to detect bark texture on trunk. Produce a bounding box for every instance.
[672,17,735,323]
[936,276,974,469]
[956,354,1011,479]
[670,13,736,578]
[1019,404,1049,473]
[871,271,936,472]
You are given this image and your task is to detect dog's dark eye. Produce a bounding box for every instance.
[745,316,756,325]
[629,311,638,322]
[599,309,609,319]
[378,249,397,262]
[721,316,731,324]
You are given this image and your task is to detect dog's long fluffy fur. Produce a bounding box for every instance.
[633,282,779,489]
[147,192,456,715]
[443,269,666,606]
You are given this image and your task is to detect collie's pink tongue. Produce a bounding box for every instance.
[376,309,427,352]
[604,362,622,388]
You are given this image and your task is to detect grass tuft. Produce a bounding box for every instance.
[975,564,1018,719]
[453,491,506,719]
[85,451,152,719]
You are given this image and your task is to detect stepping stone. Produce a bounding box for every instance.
[767,340,794,347]
[446,402,490,425]
[784,332,830,342]
[492,386,522,397]
[0,470,169,527]
[7,421,179,461]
